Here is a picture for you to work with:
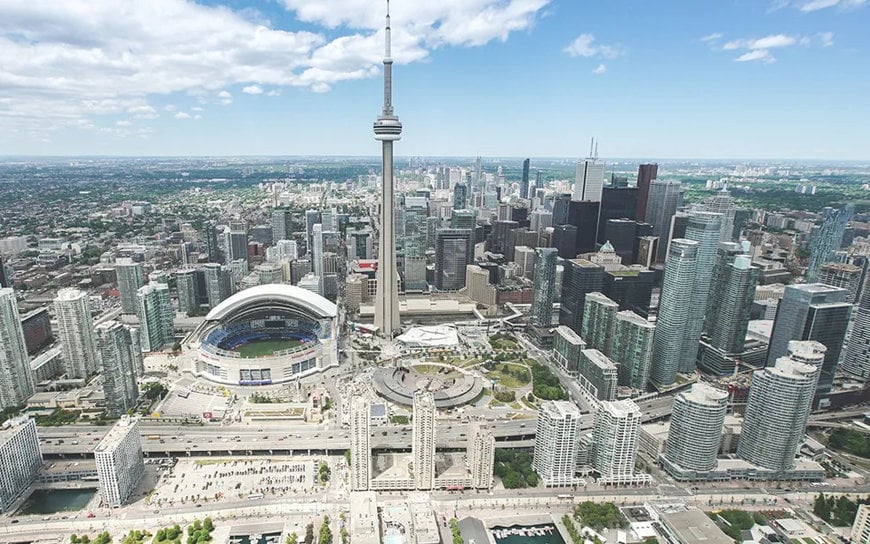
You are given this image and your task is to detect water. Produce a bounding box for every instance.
[16,488,96,515]
[492,524,566,544]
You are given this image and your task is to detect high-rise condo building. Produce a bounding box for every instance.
[851,504,870,544]
[226,224,248,268]
[304,210,321,255]
[271,207,293,243]
[0,417,43,513]
[115,258,144,314]
[581,292,618,356]
[662,383,728,479]
[452,182,468,210]
[806,204,853,282]
[578,349,618,401]
[468,424,495,489]
[651,239,698,386]
[699,243,760,375]
[95,321,140,418]
[634,163,658,220]
[592,400,646,485]
[94,417,145,507]
[680,212,723,373]
[531,247,558,327]
[412,390,436,490]
[843,288,870,382]
[737,358,818,472]
[533,401,582,487]
[373,3,402,336]
[136,283,173,352]
[644,180,682,263]
[350,396,371,491]
[704,190,737,243]
[203,263,233,308]
[553,325,586,375]
[766,283,851,396]
[612,310,655,390]
[175,268,198,316]
[54,288,98,379]
[0,288,35,410]
[434,229,473,291]
[202,221,220,263]
[818,262,863,304]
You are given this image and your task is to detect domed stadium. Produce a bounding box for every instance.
[187,284,339,386]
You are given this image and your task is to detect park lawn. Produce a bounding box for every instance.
[234,339,302,358]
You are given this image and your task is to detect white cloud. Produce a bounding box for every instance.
[217,91,233,106]
[266,90,281,97]
[0,0,549,139]
[701,32,723,42]
[563,34,619,59]
[242,85,264,95]
[174,111,192,119]
[723,34,797,50]
[818,32,835,46]
[593,64,607,75]
[800,0,865,10]
[735,49,776,63]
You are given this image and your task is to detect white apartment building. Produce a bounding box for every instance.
[94,417,145,507]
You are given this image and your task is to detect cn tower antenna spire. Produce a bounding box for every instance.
[382,0,393,116]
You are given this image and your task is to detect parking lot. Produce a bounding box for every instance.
[148,457,319,506]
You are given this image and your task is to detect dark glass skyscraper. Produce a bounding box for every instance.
[806,204,853,282]
[434,228,473,291]
[635,163,658,221]
[203,221,220,263]
[567,200,600,255]
[559,258,604,335]
[644,180,682,263]
[453,182,468,210]
[766,283,852,395]
[520,158,530,200]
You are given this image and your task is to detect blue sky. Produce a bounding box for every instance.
[0,0,867,159]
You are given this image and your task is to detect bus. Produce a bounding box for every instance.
[247,493,264,501]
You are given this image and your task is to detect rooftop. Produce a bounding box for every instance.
[94,416,139,453]
[660,508,731,544]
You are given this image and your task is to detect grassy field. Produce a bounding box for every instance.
[234,339,303,358]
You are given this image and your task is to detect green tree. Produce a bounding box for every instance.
[304,524,315,544]
[319,516,333,544]
[286,533,298,544]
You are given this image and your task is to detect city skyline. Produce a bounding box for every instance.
[0,0,868,159]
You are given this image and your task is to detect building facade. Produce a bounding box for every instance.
[531,247,559,327]
[611,310,655,390]
[581,292,618,356]
[136,283,174,352]
[350,396,371,491]
[0,417,43,513]
[54,288,98,379]
[115,259,144,314]
[412,391,436,490]
[95,321,140,418]
[533,401,582,487]
[592,400,648,485]
[468,424,495,489]
[0,288,35,410]
[94,417,145,507]
[662,383,728,479]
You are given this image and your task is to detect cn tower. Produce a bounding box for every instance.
[373,0,402,337]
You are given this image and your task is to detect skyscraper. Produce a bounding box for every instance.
[818,262,863,304]
[679,212,723,373]
[843,288,870,381]
[115,259,144,314]
[533,401,582,487]
[373,2,402,337]
[634,163,658,220]
[573,158,605,202]
[95,321,140,418]
[0,417,43,513]
[434,228,473,291]
[644,180,682,262]
[94,417,145,507]
[0,256,9,288]
[54,288,98,379]
[203,263,233,308]
[704,244,759,354]
[520,158,530,200]
[226,224,248,267]
[737,358,818,472]
[581,292,618,356]
[202,221,220,263]
[806,204,853,282]
[271,207,293,243]
[0,288,35,410]
[412,390,436,490]
[531,247,558,327]
[592,399,645,485]
[452,182,468,210]
[136,283,173,352]
[612,310,655,390]
[663,383,727,479]
[468,424,495,489]
[175,268,198,316]
[559,259,604,335]
[766,283,851,395]
[651,239,698,386]
[350,396,371,491]
[705,190,737,243]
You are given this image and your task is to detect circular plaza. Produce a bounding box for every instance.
[373,362,485,409]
